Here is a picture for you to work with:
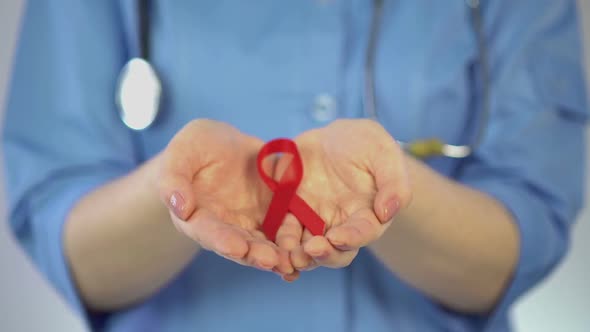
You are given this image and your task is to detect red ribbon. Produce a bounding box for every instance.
[257,138,326,242]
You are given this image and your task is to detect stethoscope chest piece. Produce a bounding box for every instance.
[116,57,162,130]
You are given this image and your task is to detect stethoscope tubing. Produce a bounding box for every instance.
[119,0,490,159]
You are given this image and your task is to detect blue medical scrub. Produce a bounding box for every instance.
[3,1,588,331]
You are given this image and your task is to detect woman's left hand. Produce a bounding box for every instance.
[274,119,412,271]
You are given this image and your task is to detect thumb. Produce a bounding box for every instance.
[371,139,412,223]
[157,157,197,221]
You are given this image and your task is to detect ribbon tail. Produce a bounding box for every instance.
[289,195,326,236]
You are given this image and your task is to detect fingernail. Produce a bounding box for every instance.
[328,238,350,251]
[274,259,294,275]
[383,198,400,223]
[284,264,294,275]
[255,260,274,270]
[314,252,330,260]
[332,243,351,251]
[308,250,326,258]
[281,273,298,283]
[326,233,347,250]
[170,191,186,220]
[227,252,244,260]
[299,265,315,272]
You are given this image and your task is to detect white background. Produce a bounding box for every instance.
[1,1,589,331]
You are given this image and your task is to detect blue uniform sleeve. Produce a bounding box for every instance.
[454,0,587,329]
[2,1,137,328]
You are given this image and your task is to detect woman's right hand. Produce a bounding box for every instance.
[158,119,298,279]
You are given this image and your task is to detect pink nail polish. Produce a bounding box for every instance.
[332,242,351,251]
[313,251,329,260]
[326,233,348,251]
[170,191,186,220]
[383,198,400,223]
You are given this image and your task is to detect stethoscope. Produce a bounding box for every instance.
[116,0,489,159]
[116,0,160,132]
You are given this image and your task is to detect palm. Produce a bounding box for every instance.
[294,128,377,230]
[276,120,411,269]
[186,134,268,233]
[159,120,294,276]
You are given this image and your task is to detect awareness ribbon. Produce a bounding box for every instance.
[257,138,326,242]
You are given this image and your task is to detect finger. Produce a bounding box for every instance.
[250,229,268,240]
[281,270,301,282]
[274,247,295,275]
[325,209,385,250]
[178,209,249,259]
[275,214,303,251]
[301,228,314,242]
[303,235,332,258]
[181,210,281,271]
[246,239,280,271]
[251,229,289,272]
[369,135,412,223]
[303,236,358,268]
[290,245,316,271]
[289,228,316,270]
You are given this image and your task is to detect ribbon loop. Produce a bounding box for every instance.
[257,139,326,242]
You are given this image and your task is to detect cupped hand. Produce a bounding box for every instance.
[275,119,412,270]
[158,119,298,280]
